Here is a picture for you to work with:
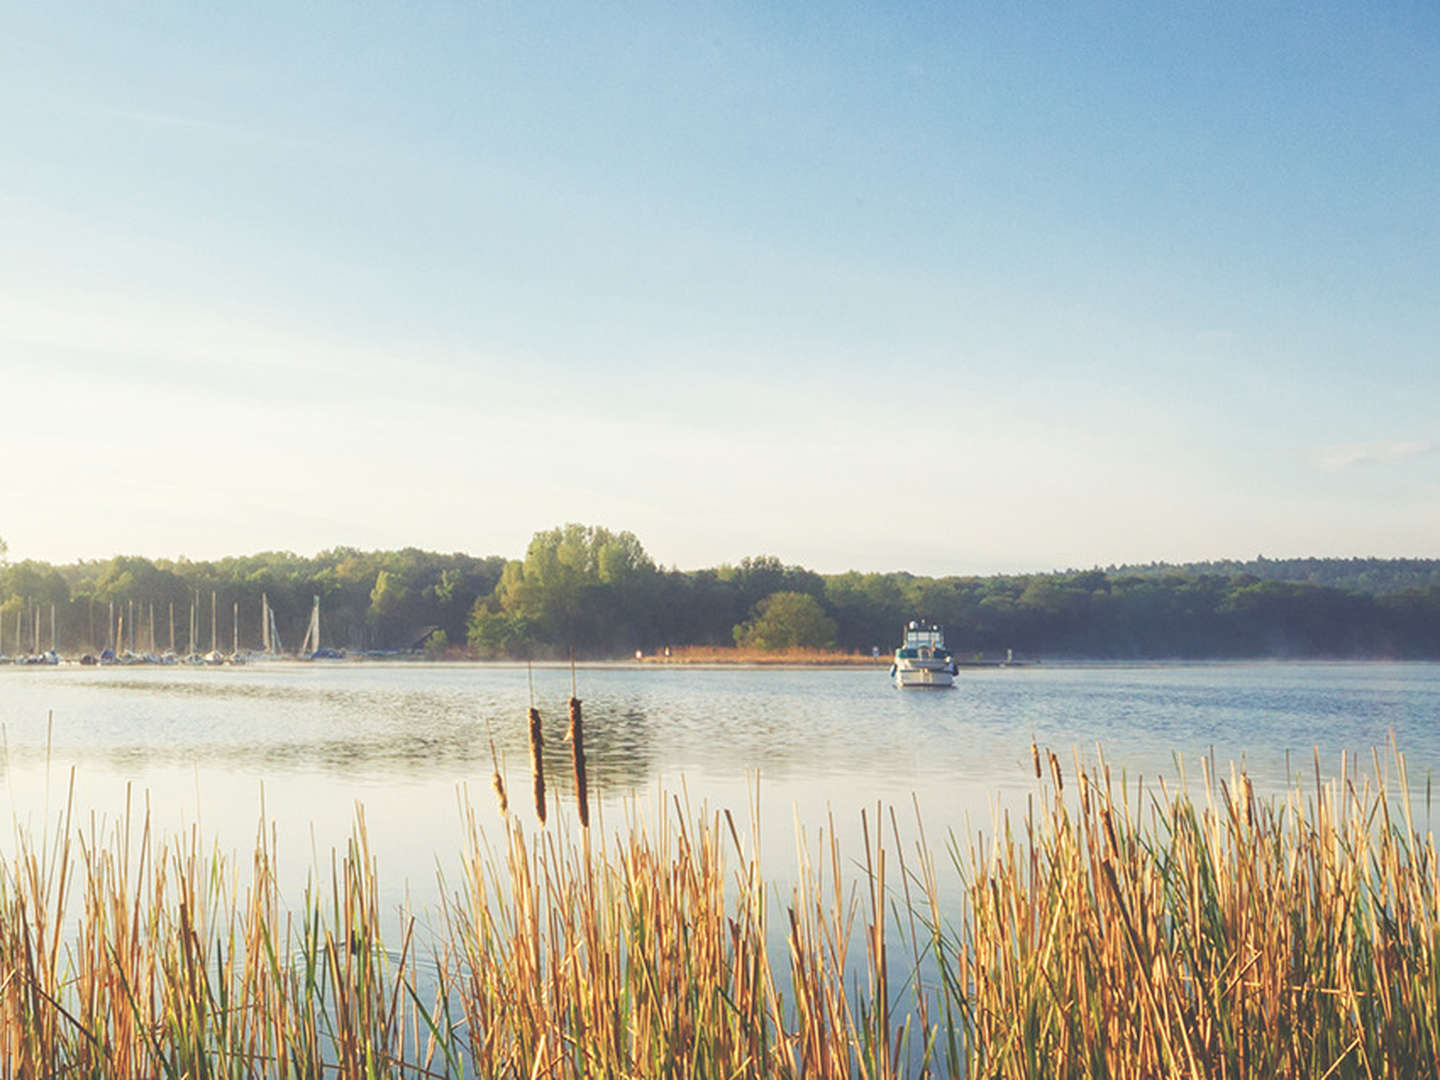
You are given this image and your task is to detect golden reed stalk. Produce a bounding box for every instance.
[2,741,1437,1077]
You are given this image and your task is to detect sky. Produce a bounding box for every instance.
[2,2,1437,576]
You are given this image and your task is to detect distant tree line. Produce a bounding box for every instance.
[1097,556,1440,595]
[2,526,1438,659]
[0,547,504,657]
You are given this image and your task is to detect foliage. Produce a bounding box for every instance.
[0,548,503,655]
[733,591,838,650]
[423,628,449,659]
[5,528,1440,658]
[477,524,659,655]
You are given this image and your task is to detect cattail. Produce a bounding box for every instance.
[491,772,508,816]
[488,736,508,816]
[569,696,589,828]
[491,768,508,817]
[1031,739,1041,779]
[528,706,546,825]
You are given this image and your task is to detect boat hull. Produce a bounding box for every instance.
[894,664,955,689]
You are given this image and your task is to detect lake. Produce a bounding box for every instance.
[2,659,1438,916]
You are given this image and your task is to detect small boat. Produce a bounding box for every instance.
[891,621,957,689]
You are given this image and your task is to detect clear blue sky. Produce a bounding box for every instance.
[3,3,1436,574]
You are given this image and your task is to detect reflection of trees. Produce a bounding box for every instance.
[560,706,653,794]
[20,689,658,795]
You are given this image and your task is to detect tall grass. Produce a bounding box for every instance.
[0,743,1436,1077]
[959,745,1440,1078]
[640,645,882,666]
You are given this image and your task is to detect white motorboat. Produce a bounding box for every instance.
[891,621,957,688]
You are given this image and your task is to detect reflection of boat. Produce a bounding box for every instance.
[891,621,957,689]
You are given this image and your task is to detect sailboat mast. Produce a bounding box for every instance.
[169,602,175,653]
[50,603,56,653]
[233,601,239,655]
[210,591,217,653]
[301,595,320,655]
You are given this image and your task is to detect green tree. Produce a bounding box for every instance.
[423,628,449,659]
[733,592,838,650]
[479,524,657,653]
[369,569,407,618]
[468,609,534,657]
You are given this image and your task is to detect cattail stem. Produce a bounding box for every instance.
[569,696,588,828]
[528,706,546,825]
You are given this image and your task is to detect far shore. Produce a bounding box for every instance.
[634,646,883,667]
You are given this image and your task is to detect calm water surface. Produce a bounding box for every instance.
[2,660,1438,911]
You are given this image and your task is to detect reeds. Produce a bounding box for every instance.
[0,743,1436,1077]
[957,745,1440,1078]
[640,645,884,666]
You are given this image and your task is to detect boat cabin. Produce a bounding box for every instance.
[897,621,951,660]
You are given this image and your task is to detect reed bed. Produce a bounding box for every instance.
[639,645,883,666]
[958,745,1440,1078]
[0,744,1436,1077]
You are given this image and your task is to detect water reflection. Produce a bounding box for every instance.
[1,661,1438,964]
[3,661,1438,812]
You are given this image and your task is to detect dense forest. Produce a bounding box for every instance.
[1,527,1438,660]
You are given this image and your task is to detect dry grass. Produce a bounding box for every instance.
[639,645,884,666]
[958,742,1440,1078]
[1,742,1437,1077]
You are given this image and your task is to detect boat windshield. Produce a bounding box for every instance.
[902,622,945,649]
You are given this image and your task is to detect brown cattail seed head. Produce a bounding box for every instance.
[569,696,589,829]
[491,770,508,816]
[528,706,546,825]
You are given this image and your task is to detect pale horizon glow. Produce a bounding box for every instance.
[3,4,1437,576]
